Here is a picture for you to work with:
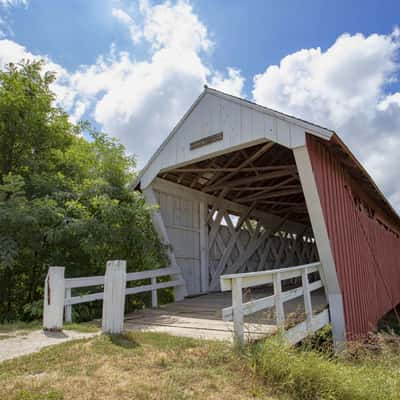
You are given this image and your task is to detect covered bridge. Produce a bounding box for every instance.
[135,87,400,344]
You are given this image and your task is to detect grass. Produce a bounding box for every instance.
[2,320,400,399]
[0,321,41,334]
[63,323,100,333]
[248,327,400,400]
[0,335,14,341]
[0,331,275,400]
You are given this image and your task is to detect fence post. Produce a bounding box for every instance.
[65,288,72,323]
[273,271,285,328]
[302,267,313,332]
[43,266,65,331]
[151,277,158,307]
[102,260,126,334]
[232,277,244,344]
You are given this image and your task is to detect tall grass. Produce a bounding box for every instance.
[248,330,400,400]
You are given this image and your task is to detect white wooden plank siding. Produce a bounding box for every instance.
[156,189,202,295]
[140,89,333,189]
[143,187,186,301]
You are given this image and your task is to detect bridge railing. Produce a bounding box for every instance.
[220,262,329,344]
[43,261,185,333]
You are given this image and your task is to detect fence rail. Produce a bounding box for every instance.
[220,262,329,344]
[43,262,185,332]
[64,266,181,310]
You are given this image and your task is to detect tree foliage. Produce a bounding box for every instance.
[0,61,167,322]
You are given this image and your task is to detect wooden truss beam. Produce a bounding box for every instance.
[206,141,274,189]
[254,188,303,200]
[236,176,299,203]
[153,177,308,234]
[203,167,297,193]
[174,164,296,173]
[208,212,299,290]
[205,151,243,187]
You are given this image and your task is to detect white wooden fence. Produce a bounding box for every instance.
[43,260,185,333]
[220,262,330,344]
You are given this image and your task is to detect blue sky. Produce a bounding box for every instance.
[1,0,400,208]
[5,0,400,94]
[198,0,400,93]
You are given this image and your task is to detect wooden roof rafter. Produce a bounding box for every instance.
[160,141,310,226]
[209,141,275,188]
[203,168,298,193]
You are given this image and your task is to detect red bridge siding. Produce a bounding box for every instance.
[307,135,400,339]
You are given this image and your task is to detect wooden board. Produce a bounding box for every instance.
[124,289,327,342]
[156,189,202,295]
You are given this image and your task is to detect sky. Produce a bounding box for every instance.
[1,0,400,210]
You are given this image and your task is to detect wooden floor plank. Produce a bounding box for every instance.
[124,288,327,342]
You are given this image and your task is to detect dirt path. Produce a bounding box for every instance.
[0,329,98,362]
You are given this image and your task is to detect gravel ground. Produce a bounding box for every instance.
[0,329,98,362]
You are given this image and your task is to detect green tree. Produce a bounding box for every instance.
[0,61,167,322]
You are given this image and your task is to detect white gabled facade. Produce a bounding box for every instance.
[138,87,333,189]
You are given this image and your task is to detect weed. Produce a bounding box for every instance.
[250,332,400,400]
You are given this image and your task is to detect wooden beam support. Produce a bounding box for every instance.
[199,201,209,293]
[205,151,243,187]
[206,141,274,189]
[236,176,299,203]
[203,167,297,193]
[173,164,297,173]
[239,188,303,202]
[152,177,308,234]
[293,145,346,347]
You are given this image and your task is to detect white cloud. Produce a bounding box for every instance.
[210,67,244,97]
[0,0,28,36]
[69,100,88,124]
[252,30,400,210]
[69,0,241,164]
[0,39,31,66]
[0,0,28,7]
[75,0,213,162]
[0,1,244,168]
[139,0,212,52]
[112,8,142,44]
[112,8,133,25]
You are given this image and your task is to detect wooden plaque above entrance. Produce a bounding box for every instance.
[190,132,223,150]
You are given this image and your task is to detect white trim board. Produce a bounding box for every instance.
[293,145,346,346]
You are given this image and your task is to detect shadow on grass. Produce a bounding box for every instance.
[109,333,140,349]
[43,330,68,339]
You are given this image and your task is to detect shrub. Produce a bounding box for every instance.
[0,61,168,322]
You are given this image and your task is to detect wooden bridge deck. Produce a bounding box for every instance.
[124,288,327,342]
